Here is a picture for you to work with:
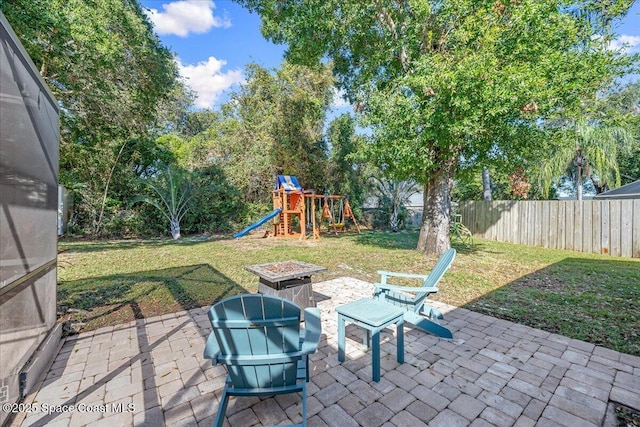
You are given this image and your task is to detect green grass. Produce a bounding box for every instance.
[57,231,640,355]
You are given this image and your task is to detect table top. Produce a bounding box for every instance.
[336,298,404,327]
[244,260,327,282]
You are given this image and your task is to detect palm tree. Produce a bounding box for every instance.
[537,121,634,200]
[131,165,195,239]
[370,177,421,231]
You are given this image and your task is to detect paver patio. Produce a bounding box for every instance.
[11,277,640,427]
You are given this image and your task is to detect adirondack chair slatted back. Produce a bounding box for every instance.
[412,248,455,309]
[209,294,301,389]
[379,248,456,313]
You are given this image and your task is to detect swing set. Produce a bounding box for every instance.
[319,195,360,235]
[270,175,361,239]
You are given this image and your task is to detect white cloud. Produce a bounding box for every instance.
[609,34,640,53]
[145,0,231,37]
[177,57,244,109]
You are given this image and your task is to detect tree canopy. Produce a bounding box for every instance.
[238,0,636,254]
[2,0,182,233]
[189,62,335,206]
[536,120,635,199]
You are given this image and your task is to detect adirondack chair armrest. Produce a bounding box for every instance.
[377,270,430,281]
[203,331,221,363]
[374,283,439,295]
[301,308,321,354]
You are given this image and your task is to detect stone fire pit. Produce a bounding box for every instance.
[244,260,327,316]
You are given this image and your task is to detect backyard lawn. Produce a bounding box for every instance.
[57,231,640,356]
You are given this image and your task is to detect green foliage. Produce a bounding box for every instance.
[325,114,371,207]
[535,120,635,198]
[590,81,640,183]
[454,164,547,201]
[131,165,195,240]
[369,178,421,231]
[188,62,335,205]
[182,165,246,234]
[237,0,636,253]
[2,0,181,234]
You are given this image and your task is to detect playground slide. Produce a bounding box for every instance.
[233,208,282,238]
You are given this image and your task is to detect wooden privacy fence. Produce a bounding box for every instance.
[458,200,640,258]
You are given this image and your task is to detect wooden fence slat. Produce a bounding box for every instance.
[507,201,515,241]
[497,200,506,241]
[518,200,526,245]
[458,200,637,258]
[535,203,544,247]
[582,202,593,254]
[592,202,601,255]
[633,200,640,258]
[574,201,583,252]
[549,202,558,249]
[557,202,565,250]
[491,201,501,240]
[528,201,535,246]
[500,200,514,242]
[601,201,610,255]
[484,200,492,240]
[621,200,633,258]
[512,201,520,244]
[468,202,478,236]
[565,202,575,250]
[610,201,622,257]
[541,201,549,248]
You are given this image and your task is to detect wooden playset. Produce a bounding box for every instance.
[267,175,361,239]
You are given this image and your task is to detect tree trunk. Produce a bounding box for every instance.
[574,149,584,201]
[390,199,400,232]
[95,140,129,235]
[576,166,583,201]
[170,217,181,240]
[482,167,492,201]
[417,163,455,255]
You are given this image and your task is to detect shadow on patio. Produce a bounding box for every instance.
[13,277,640,427]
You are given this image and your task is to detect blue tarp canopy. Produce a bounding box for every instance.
[275,175,302,191]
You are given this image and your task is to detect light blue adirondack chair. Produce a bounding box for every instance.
[203,294,321,427]
[373,248,456,339]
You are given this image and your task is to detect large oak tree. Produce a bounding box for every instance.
[238,0,635,254]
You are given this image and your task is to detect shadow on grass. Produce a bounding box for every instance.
[58,235,220,254]
[58,263,247,330]
[462,256,640,356]
[450,241,485,255]
[352,230,420,249]
[352,229,485,255]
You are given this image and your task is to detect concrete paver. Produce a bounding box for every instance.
[10,277,640,427]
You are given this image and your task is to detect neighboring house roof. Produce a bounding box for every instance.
[594,180,640,200]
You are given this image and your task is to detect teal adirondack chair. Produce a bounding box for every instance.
[203,294,321,427]
[373,248,456,339]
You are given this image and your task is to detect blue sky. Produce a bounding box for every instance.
[139,0,640,110]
